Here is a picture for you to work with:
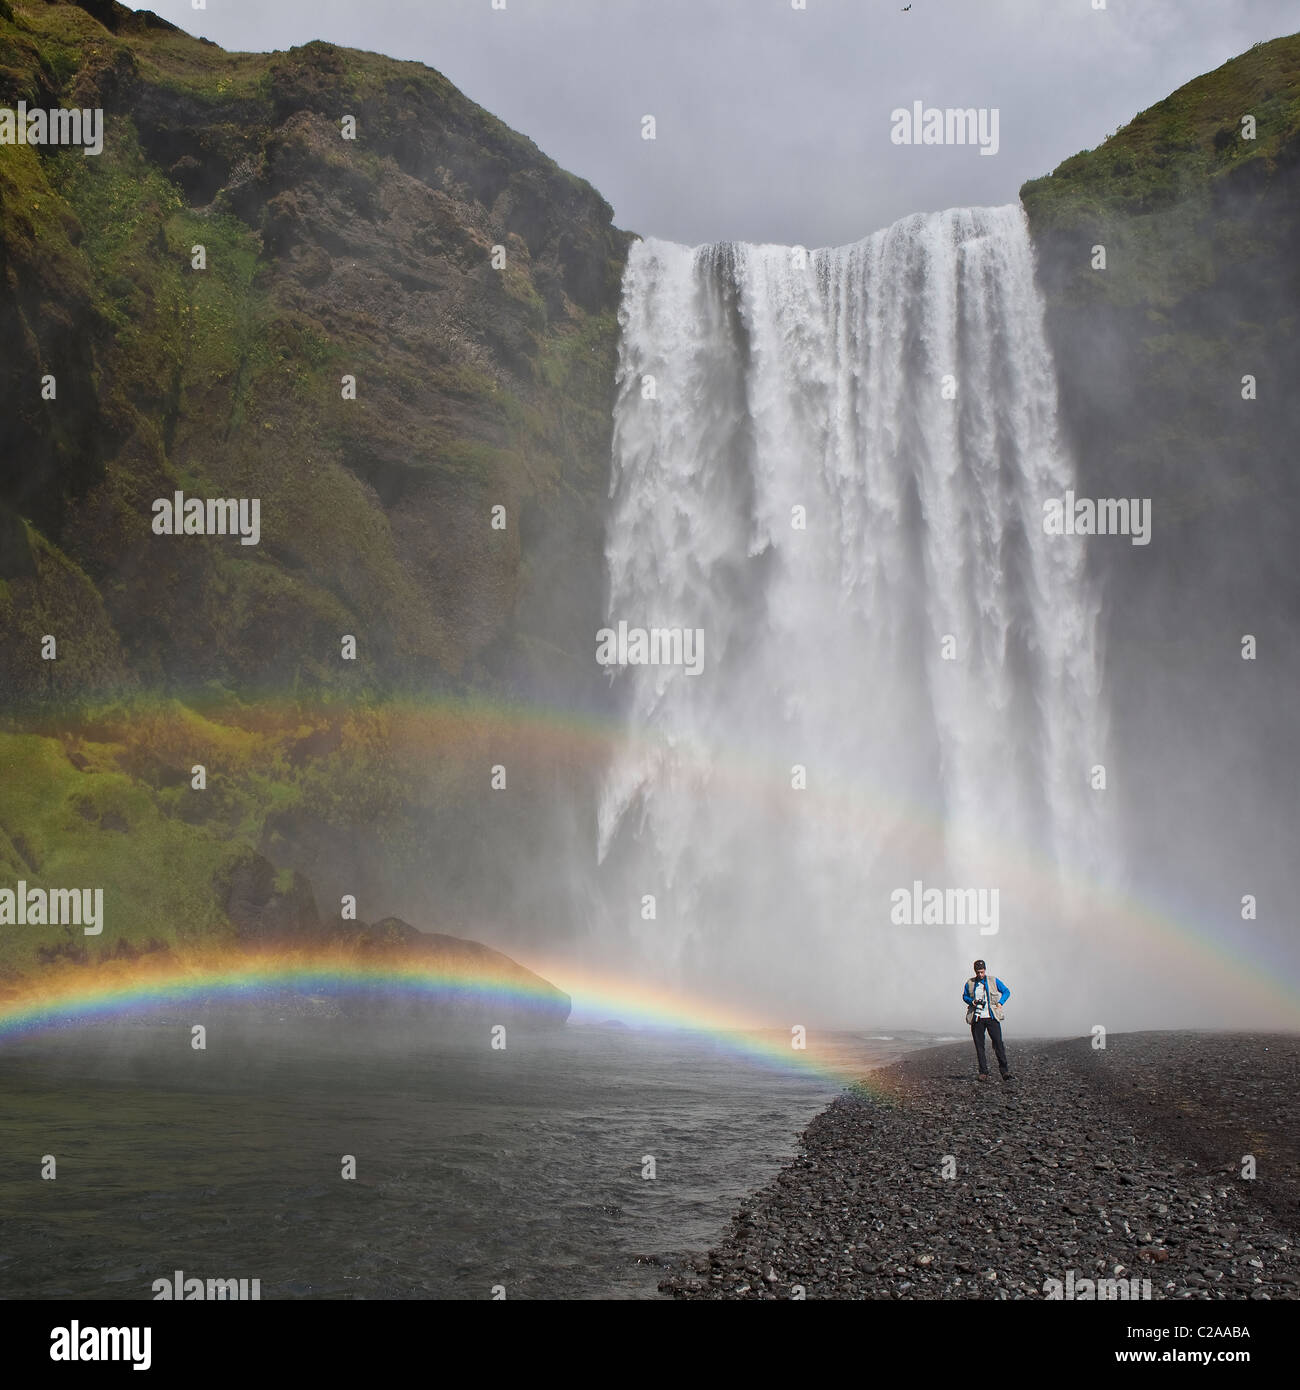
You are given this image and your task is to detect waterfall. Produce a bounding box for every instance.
[598,205,1110,1024]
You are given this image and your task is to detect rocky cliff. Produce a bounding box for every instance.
[0,0,627,988]
[1,0,629,702]
[1021,33,1300,932]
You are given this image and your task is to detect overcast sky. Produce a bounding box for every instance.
[149,0,1297,248]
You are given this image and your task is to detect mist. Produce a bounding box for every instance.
[465,194,1300,1038]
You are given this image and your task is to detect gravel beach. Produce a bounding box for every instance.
[659,1032,1299,1300]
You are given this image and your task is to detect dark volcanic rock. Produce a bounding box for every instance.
[659,1033,1300,1300]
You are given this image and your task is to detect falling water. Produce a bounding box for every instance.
[598,205,1110,1026]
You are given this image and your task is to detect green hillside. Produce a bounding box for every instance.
[0,0,626,987]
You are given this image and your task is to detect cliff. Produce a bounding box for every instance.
[0,0,627,989]
[1021,33,1300,929]
[1,0,629,701]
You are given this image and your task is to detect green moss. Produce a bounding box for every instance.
[436,437,518,483]
[0,689,588,983]
[0,0,627,954]
[50,133,182,273]
[0,731,234,976]
[1022,34,1300,230]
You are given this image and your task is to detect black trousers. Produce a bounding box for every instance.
[971,1016,1009,1075]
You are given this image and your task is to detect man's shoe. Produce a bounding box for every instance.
[977,1072,990,1081]
[1001,1072,1013,1082]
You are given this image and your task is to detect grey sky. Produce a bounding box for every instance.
[152,0,1297,248]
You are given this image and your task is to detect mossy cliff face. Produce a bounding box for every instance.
[1020,34,1300,919]
[0,1,628,986]
[0,0,630,701]
[0,695,597,995]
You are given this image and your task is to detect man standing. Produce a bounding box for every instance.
[963,959,1012,1082]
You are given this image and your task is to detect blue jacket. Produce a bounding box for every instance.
[963,974,1010,1013]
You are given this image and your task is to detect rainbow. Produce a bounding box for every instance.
[0,946,905,1095]
[0,948,561,1040]
[6,691,1298,1041]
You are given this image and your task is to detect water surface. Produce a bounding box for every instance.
[0,1019,932,1299]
